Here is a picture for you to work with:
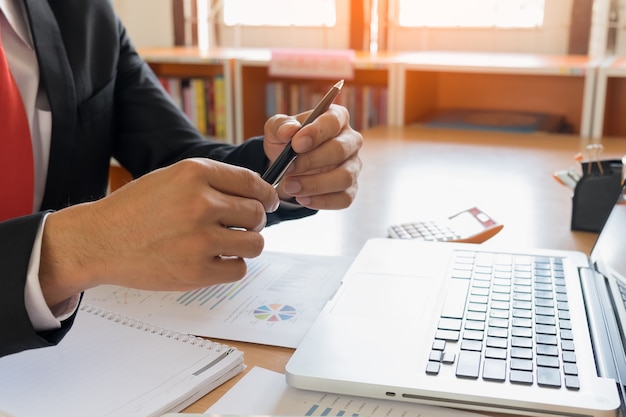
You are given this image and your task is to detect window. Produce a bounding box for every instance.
[208,0,348,49]
[398,0,545,28]
[223,0,337,27]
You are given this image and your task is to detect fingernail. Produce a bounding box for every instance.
[278,120,300,137]
[283,179,301,195]
[269,196,280,212]
[294,135,313,153]
[296,196,311,206]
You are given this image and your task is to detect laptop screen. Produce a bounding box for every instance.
[590,182,626,281]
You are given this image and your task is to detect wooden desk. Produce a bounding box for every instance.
[178,125,626,413]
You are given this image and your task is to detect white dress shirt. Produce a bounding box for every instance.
[1,0,78,331]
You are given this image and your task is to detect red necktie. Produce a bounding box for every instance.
[0,23,34,221]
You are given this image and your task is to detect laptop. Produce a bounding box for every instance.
[286,184,626,417]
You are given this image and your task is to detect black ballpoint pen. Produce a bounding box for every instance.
[262,79,344,187]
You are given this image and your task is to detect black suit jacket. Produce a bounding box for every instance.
[0,0,315,358]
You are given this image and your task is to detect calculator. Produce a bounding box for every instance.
[387,206,503,243]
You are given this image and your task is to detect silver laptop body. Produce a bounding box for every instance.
[286,186,626,417]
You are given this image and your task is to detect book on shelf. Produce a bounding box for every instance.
[159,75,230,142]
[265,81,387,132]
[0,303,244,417]
[213,75,228,139]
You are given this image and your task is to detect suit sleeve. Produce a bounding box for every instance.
[110,20,317,225]
[0,214,78,358]
[0,3,318,358]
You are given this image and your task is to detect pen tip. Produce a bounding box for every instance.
[335,80,344,89]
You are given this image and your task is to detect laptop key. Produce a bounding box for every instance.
[511,347,533,359]
[563,363,578,376]
[511,326,532,338]
[461,339,483,352]
[562,351,577,363]
[482,358,506,381]
[536,334,557,345]
[485,347,507,360]
[442,352,456,364]
[537,355,559,368]
[565,375,580,390]
[487,327,508,338]
[537,344,559,357]
[510,370,533,385]
[432,339,446,350]
[465,320,485,331]
[435,329,460,341]
[456,350,481,379]
[537,367,562,387]
[426,361,441,375]
[429,350,443,362]
[510,358,533,371]
[438,317,463,331]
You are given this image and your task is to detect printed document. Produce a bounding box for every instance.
[84,251,351,348]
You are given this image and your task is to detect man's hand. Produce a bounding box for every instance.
[264,104,363,209]
[38,158,279,308]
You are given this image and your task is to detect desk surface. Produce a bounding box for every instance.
[183,126,626,414]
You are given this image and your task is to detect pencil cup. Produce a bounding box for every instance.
[571,159,623,232]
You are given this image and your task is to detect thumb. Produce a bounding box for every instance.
[264,114,301,145]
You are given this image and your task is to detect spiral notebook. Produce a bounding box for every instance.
[0,304,244,417]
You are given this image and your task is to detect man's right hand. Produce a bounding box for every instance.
[38,158,280,309]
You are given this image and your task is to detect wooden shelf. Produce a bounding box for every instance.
[233,50,393,143]
[138,48,601,144]
[395,52,595,135]
[592,56,626,140]
[139,47,237,143]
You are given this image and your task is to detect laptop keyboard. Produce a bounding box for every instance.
[425,250,580,390]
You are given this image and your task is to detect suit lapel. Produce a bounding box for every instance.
[23,0,77,210]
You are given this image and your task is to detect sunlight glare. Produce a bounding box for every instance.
[399,0,545,28]
[224,0,336,26]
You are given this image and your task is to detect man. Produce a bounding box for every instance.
[0,0,362,357]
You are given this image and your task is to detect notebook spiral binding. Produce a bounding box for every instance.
[80,304,229,351]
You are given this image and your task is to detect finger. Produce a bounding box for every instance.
[294,186,358,211]
[214,194,268,232]
[205,226,265,259]
[175,255,249,289]
[264,114,302,143]
[290,104,348,153]
[187,158,279,213]
[289,125,363,176]
[204,256,249,283]
[285,156,361,198]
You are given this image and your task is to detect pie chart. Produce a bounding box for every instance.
[253,304,297,321]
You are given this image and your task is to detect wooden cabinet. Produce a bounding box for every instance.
[232,49,394,144]
[592,56,626,140]
[395,52,595,136]
[139,47,237,143]
[138,47,602,142]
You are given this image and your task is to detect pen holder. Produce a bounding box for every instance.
[571,159,623,232]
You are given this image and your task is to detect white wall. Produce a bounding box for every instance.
[613,0,626,54]
[111,0,625,56]
[112,0,174,48]
[387,0,574,54]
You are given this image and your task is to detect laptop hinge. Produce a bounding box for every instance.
[579,267,626,416]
